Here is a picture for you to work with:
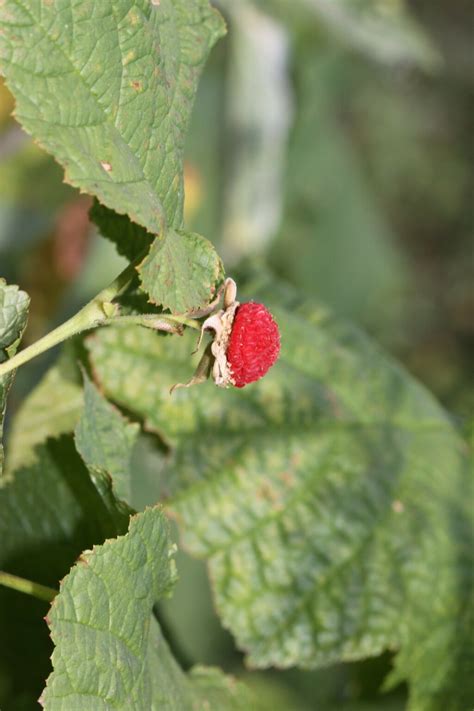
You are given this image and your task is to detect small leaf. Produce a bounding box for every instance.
[138,228,224,313]
[0,278,30,475]
[0,279,30,355]
[42,507,254,710]
[0,0,226,235]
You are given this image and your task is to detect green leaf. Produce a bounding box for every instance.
[41,507,254,710]
[384,478,474,711]
[137,228,224,312]
[0,0,225,235]
[5,344,83,473]
[0,280,30,357]
[90,205,225,313]
[0,278,29,475]
[87,288,472,710]
[75,372,139,505]
[0,436,122,708]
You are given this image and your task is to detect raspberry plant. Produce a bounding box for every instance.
[0,1,472,710]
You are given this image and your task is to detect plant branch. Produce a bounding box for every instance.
[0,570,57,602]
[0,257,138,378]
[0,256,200,378]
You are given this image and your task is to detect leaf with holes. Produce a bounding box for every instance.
[86,286,473,710]
[0,0,225,235]
[41,507,256,710]
[0,279,29,475]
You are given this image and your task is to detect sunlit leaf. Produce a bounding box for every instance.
[42,507,255,710]
[137,228,224,313]
[0,0,225,235]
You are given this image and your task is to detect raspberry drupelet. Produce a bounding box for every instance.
[225,301,280,387]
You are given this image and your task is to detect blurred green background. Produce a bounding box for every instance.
[0,0,472,708]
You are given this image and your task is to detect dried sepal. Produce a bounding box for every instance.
[170,342,214,394]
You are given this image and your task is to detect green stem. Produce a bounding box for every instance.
[0,570,57,603]
[0,302,105,377]
[0,255,200,378]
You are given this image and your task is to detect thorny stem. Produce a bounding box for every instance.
[0,256,201,378]
[0,570,57,602]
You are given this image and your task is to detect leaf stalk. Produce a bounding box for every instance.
[0,570,57,602]
[0,258,200,378]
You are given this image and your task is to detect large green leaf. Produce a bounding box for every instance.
[0,278,29,475]
[42,506,254,710]
[0,436,121,708]
[0,1,225,313]
[0,0,225,235]
[87,288,473,709]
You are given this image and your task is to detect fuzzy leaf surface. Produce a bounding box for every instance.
[91,204,224,312]
[0,278,29,475]
[137,228,224,313]
[0,0,225,235]
[42,507,254,710]
[87,291,473,710]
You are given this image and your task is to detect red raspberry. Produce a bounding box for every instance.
[226,302,280,388]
